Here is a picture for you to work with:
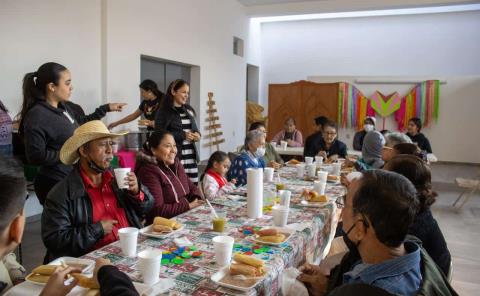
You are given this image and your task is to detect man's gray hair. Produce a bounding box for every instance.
[385,132,412,147]
[244,130,265,150]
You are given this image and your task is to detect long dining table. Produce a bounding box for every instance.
[8,166,345,296]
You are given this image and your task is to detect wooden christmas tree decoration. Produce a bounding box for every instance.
[204,92,225,151]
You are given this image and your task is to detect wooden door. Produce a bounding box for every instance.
[267,80,339,141]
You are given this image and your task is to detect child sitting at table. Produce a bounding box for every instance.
[201,151,236,200]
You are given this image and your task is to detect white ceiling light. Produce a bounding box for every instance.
[252,3,480,23]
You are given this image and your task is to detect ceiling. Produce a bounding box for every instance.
[238,0,478,16]
[238,0,326,6]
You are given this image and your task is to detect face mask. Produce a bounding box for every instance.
[87,157,108,174]
[364,124,374,132]
[255,147,266,158]
[342,223,361,257]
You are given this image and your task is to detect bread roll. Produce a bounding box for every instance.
[304,191,318,201]
[153,217,175,228]
[257,228,278,236]
[27,274,50,283]
[172,221,182,230]
[31,265,57,276]
[233,253,264,268]
[311,194,328,202]
[152,224,172,233]
[259,234,286,243]
[230,263,258,277]
[72,273,100,289]
[85,289,100,296]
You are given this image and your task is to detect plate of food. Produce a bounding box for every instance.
[285,159,301,167]
[25,264,98,288]
[296,191,329,207]
[140,217,184,238]
[211,254,268,292]
[327,174,341,184]
[250,227,294,246]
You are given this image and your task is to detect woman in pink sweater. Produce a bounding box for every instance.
[271,117,303,147]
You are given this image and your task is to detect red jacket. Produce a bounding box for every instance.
[135,151,202,223]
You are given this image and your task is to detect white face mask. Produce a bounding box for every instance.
[255,147,266,158]
[364,124,374,132]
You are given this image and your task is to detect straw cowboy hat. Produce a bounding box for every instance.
[60,120,128,165]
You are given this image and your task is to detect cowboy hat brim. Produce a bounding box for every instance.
[60,131,127,165]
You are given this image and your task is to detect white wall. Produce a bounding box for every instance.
[104,0,250,159]
[259,10,480,163]
[0,0,103,116]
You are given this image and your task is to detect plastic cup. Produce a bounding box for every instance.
[272,205,289,227]
[137,249,162,285]
[318,171,328,183]
[306,164,316,178]
[264,167,274,182]
[280,141,288,150]
[118,227,139,257]
[313,181,326,195]
[212,209,227,233]
[114,168,131,189]
[278,190,291,206]
[212,236,234,266]
[315,156,323,166]
[296,164,305,178]
[304,157,313,165]
[332,163,342,176]
[112,143,119,154]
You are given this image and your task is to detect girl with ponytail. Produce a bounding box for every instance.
[108,79,164,130]
[201,151,237,200]
[19,62,126,205]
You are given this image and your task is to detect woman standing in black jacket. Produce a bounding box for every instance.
[19,62,126,205]
[384,154,451,276]
[154,79,201,184]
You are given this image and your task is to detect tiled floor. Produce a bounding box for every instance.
[19,182,480,295]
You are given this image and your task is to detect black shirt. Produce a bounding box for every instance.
[304,133,347,158]
[353,130,367,151]
[407,132,432,153]
[409,209,451,276]
[139,97,161,121]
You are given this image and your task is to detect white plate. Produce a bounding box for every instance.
[25,257,96,286]
[298,200,329,208]
[249,227,295,246]
[210,265,268,292]
[139,224,184,239]
[50,257,95,273]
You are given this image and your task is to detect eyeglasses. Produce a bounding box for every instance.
[335,195,346,209]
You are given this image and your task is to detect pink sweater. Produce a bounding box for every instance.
[271,129,303,147]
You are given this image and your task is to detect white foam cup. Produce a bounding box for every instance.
[212,236,234,267]
[137,249,162,285]
[114,168,131,189]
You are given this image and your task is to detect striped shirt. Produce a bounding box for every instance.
[176,107,198,184]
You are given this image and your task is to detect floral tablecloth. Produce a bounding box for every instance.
[79,167,345,295]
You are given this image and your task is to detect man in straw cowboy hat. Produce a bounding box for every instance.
[41,120,153,261]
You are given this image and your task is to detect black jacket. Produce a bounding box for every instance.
[352,130,366,151]
[407,132,432,153]
[409,209,451,276]
[154,105,200,161]
[41,165,154,261]
[98,265,139,296]
[326,239,457,296]
[304,135,347,159]
[22,101,109,181]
